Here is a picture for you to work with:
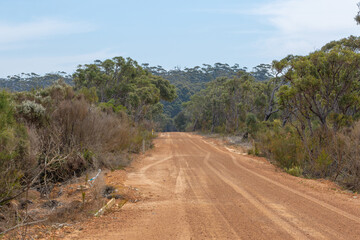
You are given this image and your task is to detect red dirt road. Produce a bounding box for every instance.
[67,132,360,239]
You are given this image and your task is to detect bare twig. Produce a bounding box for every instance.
[0,153,71,205]
[0,218,48,235]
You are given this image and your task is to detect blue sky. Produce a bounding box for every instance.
[0,0,358,77]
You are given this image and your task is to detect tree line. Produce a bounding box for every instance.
[180,36,360,191]
[0,57,177,212]
[143,62,272,131]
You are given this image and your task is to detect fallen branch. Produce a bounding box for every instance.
[0,218,48,235]
[0,153,71,205]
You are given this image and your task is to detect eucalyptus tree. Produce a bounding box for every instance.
[73,57,176,122]
[277,40,360,137]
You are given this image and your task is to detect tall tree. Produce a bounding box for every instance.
[73,57,176,122]
[277,43,360,136]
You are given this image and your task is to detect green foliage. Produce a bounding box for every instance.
[16,100,46,124]
[78,87,99,103]
[258,124,304,169]
[314,149,333,176]
[0,76,160,204]
[256,36,360,189]
[0,90,28,203]
[73,57,176,122]
[245,113,258,134]
[181,72,271,133]
[98,99,127,113]
[284,166,303,177]
[174,112,188,132]
[0,72,73,92]
[83,149,95,163]
[146,63,249,120]
[248,143,260,156]
[129,129,154,153]
[277,44,360,132]
[251,63,273,81]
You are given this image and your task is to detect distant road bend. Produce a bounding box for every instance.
[69,132,360,240]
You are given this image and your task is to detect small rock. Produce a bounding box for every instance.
[353,196,358,199]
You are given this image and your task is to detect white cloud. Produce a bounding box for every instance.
[252,0,360,58]
[0,49,120,77]
[254,0,358,33]
[0,18,94,44]
[194,1,359,61]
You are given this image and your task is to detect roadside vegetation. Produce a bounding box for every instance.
[0,57,176,235]
[1,4,360,236]
[181,36,360,192]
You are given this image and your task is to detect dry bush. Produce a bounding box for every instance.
[0,81,155,237]
[51,97,133,164]
[47,172,107,224]
[335,122,360,191]
[89,172,107,208]
[30,94,136,188]
[258,120,360,191]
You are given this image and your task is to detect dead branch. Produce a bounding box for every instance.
[0,218,48,235]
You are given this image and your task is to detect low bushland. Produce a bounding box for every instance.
[0,81,153,207]
[181,36,360,192]
[255,121,360,191]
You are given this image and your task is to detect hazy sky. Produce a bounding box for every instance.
[0,0,358,77]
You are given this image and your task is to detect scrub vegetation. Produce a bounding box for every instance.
[181,36,360,191]
[0,57,176,210]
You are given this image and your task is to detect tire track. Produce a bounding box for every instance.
[182,156,242,239]
[199,137,360,224]
[208,159,342,240]
[204,153,309,240]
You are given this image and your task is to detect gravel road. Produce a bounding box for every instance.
[67,132,360,239]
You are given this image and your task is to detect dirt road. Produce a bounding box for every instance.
[67,132,360,239]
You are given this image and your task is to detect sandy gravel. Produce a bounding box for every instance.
[66,132,360,240]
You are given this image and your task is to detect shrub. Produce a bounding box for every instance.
[0,91,29,204]
[98,99,127,114]
[78,87,98,103]
[336,122,360,191]
[245,113,258,134]
[16,100,46,125]
[0,81,155,205]
[256,118,360,191]
[257,123,304,169]
[285,166,303,177]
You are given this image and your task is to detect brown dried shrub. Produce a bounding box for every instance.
[335,122,360,191]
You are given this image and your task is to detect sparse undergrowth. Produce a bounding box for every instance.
[0,81,154,236]
[254,120,360,192]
